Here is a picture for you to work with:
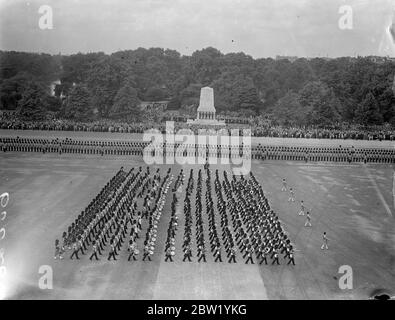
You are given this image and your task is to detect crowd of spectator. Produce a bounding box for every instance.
[252,126,395,140]
[1,114,394,141]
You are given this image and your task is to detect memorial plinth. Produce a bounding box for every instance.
[187,87,225,126]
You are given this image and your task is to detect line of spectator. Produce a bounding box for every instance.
[0,116,394,141]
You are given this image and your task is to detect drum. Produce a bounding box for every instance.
[170,251,175,256]
[150,246,154,251]
[149,250,153,255]
[134,249,140,255]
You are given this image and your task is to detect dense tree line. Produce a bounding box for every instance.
[0,48,394,126]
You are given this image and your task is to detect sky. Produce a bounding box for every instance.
[0,0,394,58]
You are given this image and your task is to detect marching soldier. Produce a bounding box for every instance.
[142,243,152,261]
[108,241,117,261]
[182,244,192,262]
[78,235,86,254]
[245,246,254,264]
[128,241,138,261]
[271,250,280,265]
[281,178,287,192]
[89,241,100,261]
[165,246,174,262]
[321,232,329,250]
[259,247,269,265]
[304,211,312,227]
[228,246,237,263]
[54,239,62,260]
[214,245,222,262]
[70,241,80,260]
[288,188,295,202]
[287,251,295,265]
[298,200,305,215]
[197,245,207,263]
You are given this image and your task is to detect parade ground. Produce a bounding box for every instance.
[0,152,394,300]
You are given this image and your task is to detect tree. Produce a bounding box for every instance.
[109,84,140,121]
[376,85,395,123]
[64,85,92,120]
[298,81,341,126]
[145,86,168,101]
[191,47,223,86]
[167,96,181,110]
[237,85,260,114]
[2,48,395,125]
[86,56,123,117]
[0,51,60,83]
[0,72,37,110]
[273,91,306,126]
[355,92,383,125]
[60,52,105,94]
[179,83,202,109]
[16,81,47,120]
[211,69,259,114]
[45,95,62,112]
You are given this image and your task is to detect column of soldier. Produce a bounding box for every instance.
[225,172,296,265]
[54,166,173,261]
[214,169,238,263]
[206,167,224,262]
[2,137,395,164]
[195,169,207,262]
[181,169,194,262]
[139,168,172,262]
[174,167,224,263]
[164,170,185,261]
[163,166,220,263]
[54,164,295,265]
[162,166,295,265]
[55,166,129,257]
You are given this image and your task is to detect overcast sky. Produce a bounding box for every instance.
[0,0,394,58]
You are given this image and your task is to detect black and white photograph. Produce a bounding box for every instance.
[0,0,394,305]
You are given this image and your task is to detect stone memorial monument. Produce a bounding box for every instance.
[187,87,225,125]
